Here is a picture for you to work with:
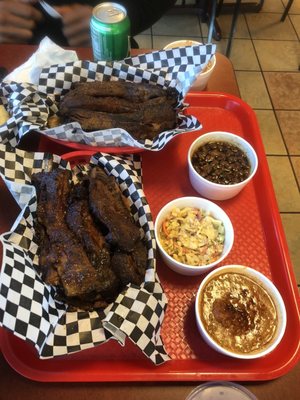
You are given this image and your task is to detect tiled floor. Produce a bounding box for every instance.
[135,0,300,287]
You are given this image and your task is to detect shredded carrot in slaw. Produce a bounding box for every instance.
[159,207,225,266]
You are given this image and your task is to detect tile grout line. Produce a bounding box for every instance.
[238,10,299,188]
[149,1,300,281]
[226,6,300,273]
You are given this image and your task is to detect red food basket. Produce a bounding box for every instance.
[0,92,299,382]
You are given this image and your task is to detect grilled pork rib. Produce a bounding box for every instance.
[59,81,178,140]
[112,240,148,287]
[32,166,148,310]
[66,182,120,300]
[32,169,101,298]
[88,166,141,252]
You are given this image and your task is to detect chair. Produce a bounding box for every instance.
[215,0,264,57]
[171,1,243,57]
[281,0,294,22]
[170,0,219,43]
[172,1,265,58]
[217,0,242,57]
[279,0,299,70]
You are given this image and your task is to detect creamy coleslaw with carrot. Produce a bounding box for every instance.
[159,207,225,266]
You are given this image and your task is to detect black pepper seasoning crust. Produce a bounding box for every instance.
[191,141,251,185]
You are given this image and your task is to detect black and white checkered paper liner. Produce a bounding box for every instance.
[0,144,169,365]
[0,44,216,150]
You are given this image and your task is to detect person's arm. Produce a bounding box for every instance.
[0,0,42,44]
[53,0,176,46]
[54,3,93,47]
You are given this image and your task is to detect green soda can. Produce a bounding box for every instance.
[90,2,130,61]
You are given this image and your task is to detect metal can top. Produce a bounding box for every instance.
[93,2,127,24]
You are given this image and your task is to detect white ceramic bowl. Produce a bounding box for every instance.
[163,40,202,49]
[195,265,287,359]
[163,40,216,90]
[154,196,234,276]
[194,55,216,91]
[188,131,258,201]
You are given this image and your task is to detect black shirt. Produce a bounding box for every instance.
[31,0,176,46]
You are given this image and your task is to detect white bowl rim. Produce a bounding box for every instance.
[154,196,234,272]
[185,381,258,400]
[163,39,203,49]
[188,131,258,189]
[195,264,287,359]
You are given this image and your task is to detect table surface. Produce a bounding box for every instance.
[0,43,240,97]
[0,43,299,400]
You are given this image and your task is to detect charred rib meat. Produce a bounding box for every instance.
[112,240,148,287]
[66,182,120,302]
[61,81,178,104]
[32,169,101,299]
[88,166,141,252]
[32,165,147,311]
[66,181,111,271]
[59,81,179,140]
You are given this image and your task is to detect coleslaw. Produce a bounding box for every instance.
[159,207,225,266]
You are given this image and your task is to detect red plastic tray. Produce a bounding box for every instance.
[1,92,299,382]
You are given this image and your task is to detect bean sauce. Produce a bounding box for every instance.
[192,141,251,185]
[199,272,278,354]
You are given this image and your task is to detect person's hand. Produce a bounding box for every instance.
[0,0,43,44]
[55,4,93,47]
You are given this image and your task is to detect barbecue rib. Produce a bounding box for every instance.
[32,165,148,311]
[111,240,148,287]
[66,181,111,270]
[59,81,179,140]
[32,169,102,299]
[66,182,120,300]
[88,166,141,252]
[62,81,178,103]
[64,101,177,139]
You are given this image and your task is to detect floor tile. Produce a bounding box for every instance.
[214,14,250,39]
[283,0,300,14]
[280,213,300,283]
[264,72,300,110]
[291,156,300,187]
[152,35,202,51]
[200,21,209,39]
[254,40,300,71]
[267,156,300,212]
[235,71,272,109]
[152,14,201,37]
[261,0,285,12]
[139,27,152,35]
[275,111,300,155]
[230,39,260,70]
[150,5,300,285]
[254,110,287,155]
[212,38,228,55]
[290,14,300,37]
[246,13,298,40]
[134,34,152,49]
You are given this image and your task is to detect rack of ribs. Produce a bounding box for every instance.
[88,166,141,252]
[32,165,147,311]
[32,169,102,299]
[58,81,179,140]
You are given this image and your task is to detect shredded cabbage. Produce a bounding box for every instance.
[159,207,225,266]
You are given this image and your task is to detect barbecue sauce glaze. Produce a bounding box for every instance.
[199,272,278,354]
